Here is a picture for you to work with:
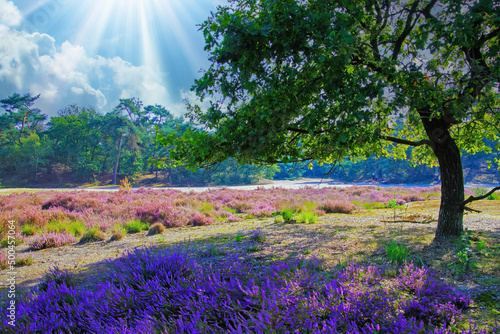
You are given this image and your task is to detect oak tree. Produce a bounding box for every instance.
[158,0,500,238]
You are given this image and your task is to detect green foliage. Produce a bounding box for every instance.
[15,254,34,267]
[124,220,149,233]
[46,221,86,238]
[297,211,318,224]
[234,233,244,242]
[110,224,126,241]
[21,224,39,236]
[249,228,267,243]
[448,229,473,275]
[245,245,261,252]
[386,197,400,209]
[280,209,295,223]
[198,201,215,215]
[156,0,500,238]
[385,242,410,265]
[197,245,227,258]
[0,238,23,248]
[80,227,107,243]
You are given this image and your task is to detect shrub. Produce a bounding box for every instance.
[280,208,295,222]
[188,211,214,226]
[79,227,107,244]
[321,200,357,214]
[386,196,399,209]
[29,232,76,250]
[147,222,166,236]
[124,220,150,233]
[38,266,76,292]
[15,253,34,267]
[249,228,267,243]
[135,202,187,227]
[110,228,126,241]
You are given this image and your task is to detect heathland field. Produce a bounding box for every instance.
[0,184,499,333]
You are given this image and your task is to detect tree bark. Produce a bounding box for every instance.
[421,112,464,239]
[433,136,464,238]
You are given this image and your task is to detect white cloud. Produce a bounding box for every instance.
[0,0,22,27]
[0,6,171,116]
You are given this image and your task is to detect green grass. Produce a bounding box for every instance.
[46,221,86,238]
[297,211,318,224]
[385,241,411,264]
[246,245,261,252]
[80,226,107,243]
[198,201,215,215]
[352,201,386,210]
[21,224,40,236]
[124,220,150,233]
[197,245,227,258]
[0,238,23,247]
[15,254,34,267]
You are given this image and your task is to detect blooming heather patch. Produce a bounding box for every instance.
[0,245,479,333]
[188,211,214,226]
[28,232,76,250]
[0,186,436,241]
[321,200,358,213]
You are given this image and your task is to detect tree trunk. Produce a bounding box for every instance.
[433,136,464,238]
[421,114,464,239]
[112,133,123,185]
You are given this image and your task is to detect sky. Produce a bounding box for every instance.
[0,0,224,117]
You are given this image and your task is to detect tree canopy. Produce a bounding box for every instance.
[158,0,500,238]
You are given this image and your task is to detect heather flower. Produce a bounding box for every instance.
[320,200,358,214]
[28,232,76,250]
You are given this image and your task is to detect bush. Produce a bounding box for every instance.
[79,226,107,244]
[188,211,214,226]
[29,232,76,250]
[38,266,76,292]
[280,208,295,222]
[249,228,267,243]
[147,222,166,236]
[321,200,357,214]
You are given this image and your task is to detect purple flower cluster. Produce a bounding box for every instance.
[1,186,437,241]
[1,245,478,333]
[28,232,76,250]
[321,200,359,214]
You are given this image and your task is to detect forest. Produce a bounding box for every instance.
[1,93,498,188]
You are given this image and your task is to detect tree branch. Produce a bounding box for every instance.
[392,1,420,61]
[381,135,432,147]
[287,127,326,135]
[462,186,500,207]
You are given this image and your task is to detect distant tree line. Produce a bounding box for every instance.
[0,93,498,187]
